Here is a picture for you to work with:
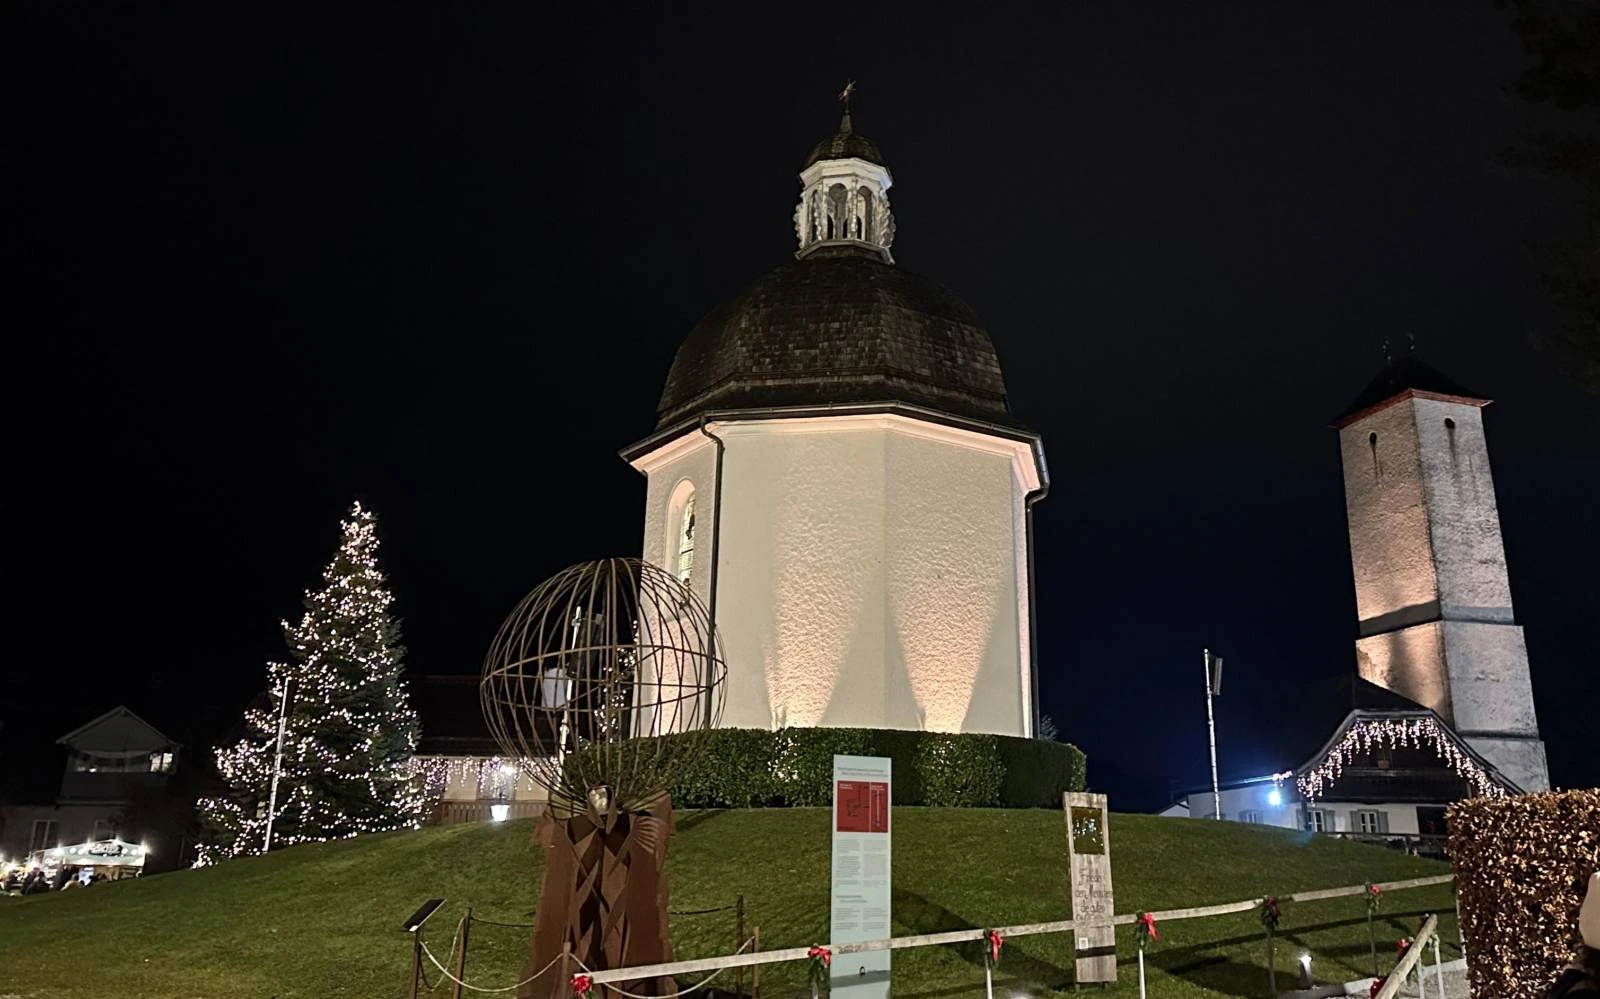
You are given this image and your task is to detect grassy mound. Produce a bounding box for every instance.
[0,810,1458,998]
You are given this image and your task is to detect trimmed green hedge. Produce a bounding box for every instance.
[667,727,1085,809]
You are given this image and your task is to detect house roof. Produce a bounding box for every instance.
[55,706,178,750]
[411,675,559,758]
[1295,707,1522,797]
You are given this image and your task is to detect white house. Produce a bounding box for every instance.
[410,675,548,825]
[1161,696,1517,856]
[0,706,179,866]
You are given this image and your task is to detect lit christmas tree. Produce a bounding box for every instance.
[197,502,425,863]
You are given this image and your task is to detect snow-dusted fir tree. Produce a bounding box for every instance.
[197,502,424,863]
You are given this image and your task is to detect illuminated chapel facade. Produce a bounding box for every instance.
[623,111,1046,737]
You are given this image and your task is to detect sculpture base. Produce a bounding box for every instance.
[523,795,676,999]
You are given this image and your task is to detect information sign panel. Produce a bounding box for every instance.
[832,755,892,999]
[1064,791,1116,984]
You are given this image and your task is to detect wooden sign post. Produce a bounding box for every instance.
[1064,792,1116,985]
[832,755,892,999]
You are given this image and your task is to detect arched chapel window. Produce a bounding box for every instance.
[676,492,696,584]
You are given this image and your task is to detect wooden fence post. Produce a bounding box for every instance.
[735,894,746,996]
[751,926,760,999]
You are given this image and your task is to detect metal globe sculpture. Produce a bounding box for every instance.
[480,558,726,998]
[481,557,725,810]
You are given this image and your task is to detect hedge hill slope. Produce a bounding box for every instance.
[0,810,1458,999]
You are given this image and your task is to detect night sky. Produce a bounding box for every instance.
[10,2,1597,807]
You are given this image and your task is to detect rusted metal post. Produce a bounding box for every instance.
[451,909,471,999]
[408,931,423,999]
[1266,926,1277,997]
[735,895,746,996]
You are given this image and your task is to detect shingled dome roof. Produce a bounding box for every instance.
[802,113,885,169]
[656,245,1020,430]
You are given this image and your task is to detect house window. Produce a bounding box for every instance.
[29,819,60,852]
[92,819,115,842]
[1356,809,1383,834]
[149,751,175,773]
[675,492,696,585]
[1304,808,1330,833]
[1239,810,1262,825]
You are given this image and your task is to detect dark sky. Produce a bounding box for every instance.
[10,2,1597,807]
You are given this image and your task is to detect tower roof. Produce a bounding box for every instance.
[1331,355,1490,427]
[802,111,885,169]
[656,245,1019,430]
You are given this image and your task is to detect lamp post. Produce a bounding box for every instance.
[263,677,294,853]
[1202,649,1223,820]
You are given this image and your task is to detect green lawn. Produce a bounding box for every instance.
[0,810,1457,999]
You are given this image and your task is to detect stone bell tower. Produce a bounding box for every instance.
[1333,355,1549,792]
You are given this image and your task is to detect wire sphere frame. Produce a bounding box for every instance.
[480,558,726,813]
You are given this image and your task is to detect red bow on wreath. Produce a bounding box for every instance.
[1369,976,1386,998]
[806,946,831,989]
[1136,912,1160,943]
[1260,896,1281,932]
[572,974,593,996]
[984,929,1003,964]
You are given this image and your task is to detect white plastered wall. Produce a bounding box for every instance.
[632,414,1037,736]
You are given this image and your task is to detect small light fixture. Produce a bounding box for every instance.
[1268,788,1284,808]
[1298,953,1313,988]
[489,803,510,822]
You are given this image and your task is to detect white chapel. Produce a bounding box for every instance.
[623,107,1046,737]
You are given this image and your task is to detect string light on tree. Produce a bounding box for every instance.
[1296,716,1507,803]
[196,502,425,864]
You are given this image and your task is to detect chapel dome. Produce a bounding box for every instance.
[656,244,1021,430]
[802,116,885,169]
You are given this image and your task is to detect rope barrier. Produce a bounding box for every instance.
[574,937,755,999]
[418,918,463,993]
[420,941,566,994]
[468,915,538,928]
[582,873,1458,984]
[668,905,737,916]
[466,904,734,930]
